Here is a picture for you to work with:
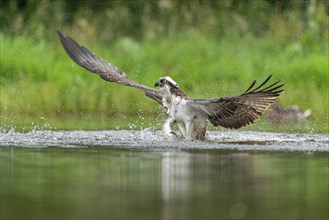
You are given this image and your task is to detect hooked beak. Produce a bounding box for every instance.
[154,81,161,87]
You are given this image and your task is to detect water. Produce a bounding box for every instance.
[1,130,328,151]
[1,130,328,220]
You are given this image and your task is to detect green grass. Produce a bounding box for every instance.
[1,32,328,133]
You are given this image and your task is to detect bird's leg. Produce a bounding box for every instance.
[185,121,195,140]
[163,117,179,140]
[196,127,206,141]
[186,116,207,141]
[177,121,186,138]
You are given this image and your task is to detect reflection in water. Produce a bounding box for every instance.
[161,152,191,201]
[0,147,328,220]
[161,152,192,219]
[159,152,261,220]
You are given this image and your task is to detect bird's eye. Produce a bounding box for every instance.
[162,79,167,83]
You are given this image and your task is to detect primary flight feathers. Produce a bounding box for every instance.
[57,31,163,105]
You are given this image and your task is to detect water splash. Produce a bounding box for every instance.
[0,130,328,152]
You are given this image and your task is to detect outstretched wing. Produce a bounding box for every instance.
[57,31,163,106]
[188,75,284,129]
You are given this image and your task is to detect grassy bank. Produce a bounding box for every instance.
[0,32,328,133]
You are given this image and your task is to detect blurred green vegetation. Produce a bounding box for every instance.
[0,0,328,133]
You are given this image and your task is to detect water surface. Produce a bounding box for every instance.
[1,145,328,220]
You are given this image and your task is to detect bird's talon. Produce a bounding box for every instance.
[170,132,177,136]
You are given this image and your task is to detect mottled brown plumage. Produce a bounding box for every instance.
[189,75,284,129]
[58,31,163,105]
[58,31,284,140]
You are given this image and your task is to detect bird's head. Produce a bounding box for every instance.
[155,76,187,98]
[154,76,179,88]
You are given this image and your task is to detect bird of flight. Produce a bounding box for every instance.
[58,31,284,141]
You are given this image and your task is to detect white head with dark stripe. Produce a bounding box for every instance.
[154,76,186,98]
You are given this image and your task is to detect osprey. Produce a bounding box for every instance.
[58,31,284,140]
